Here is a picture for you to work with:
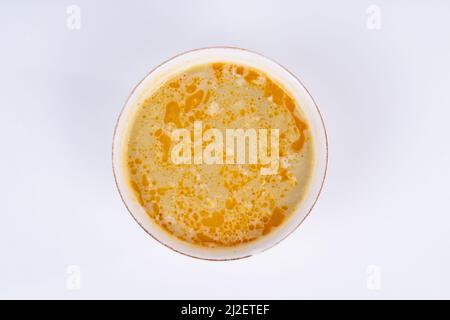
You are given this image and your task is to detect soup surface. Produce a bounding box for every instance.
[124,62,314,247]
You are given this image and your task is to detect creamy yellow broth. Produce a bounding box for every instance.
[124,62,314,247]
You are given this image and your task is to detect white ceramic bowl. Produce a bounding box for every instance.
[112,47,328,260]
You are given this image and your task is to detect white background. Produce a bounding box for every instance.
[1,0,449,299]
